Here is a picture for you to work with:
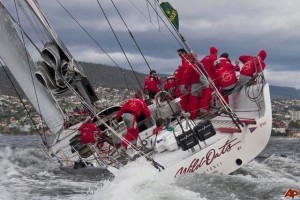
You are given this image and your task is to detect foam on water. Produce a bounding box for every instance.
[0,147,94,200]
[0,137,299,200]
[91,158,206,200]
[176,155,300,200]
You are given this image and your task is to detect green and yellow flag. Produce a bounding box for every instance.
[160,2,179,31]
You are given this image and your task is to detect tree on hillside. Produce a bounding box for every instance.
[289,121,300,128]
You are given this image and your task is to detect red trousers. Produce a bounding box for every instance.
[199,88,213,112]
[121,114,139,149]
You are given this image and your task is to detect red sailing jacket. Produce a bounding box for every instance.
[164,77,176,91]
[239,50,267,77]
[200,54,217,83]
[177,55,192,88]
[173,69,181,97]
[115,98,151,120]
[144,75,162,94]
[215,58,238,88]
[184,63,200,88]
[79,122,99,144]
[239,56,266,77]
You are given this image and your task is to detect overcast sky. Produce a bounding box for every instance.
[4,0,300,88]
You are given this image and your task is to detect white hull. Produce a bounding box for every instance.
[49,83,272,181]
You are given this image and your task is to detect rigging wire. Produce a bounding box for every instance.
[13,0,49,145]
[55,0,132,92]
[1,2,42,55]
[145,0,184,48]
[146,0,152,23]
[153,0,160,31]
[109,0,152,73]
[107,0,191,133]
[15,0,47,45]
[96,0,143,89]
[127,0,176,47]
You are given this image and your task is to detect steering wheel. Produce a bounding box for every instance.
[109,115,119,129]
[155,91,174,107]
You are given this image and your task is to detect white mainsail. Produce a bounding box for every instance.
[0,3,65,134]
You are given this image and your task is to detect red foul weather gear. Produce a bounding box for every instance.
[199,87,213,113]
[176,54,191,111]
[144,74,162,98]
[173,69,181,98]
[182,59,202,119]
[239,50,267,78]
[79,122,100,144]
[200,54,218,88]
[164,76,176,97]
[116,98,151,149]
[214,57,239,103]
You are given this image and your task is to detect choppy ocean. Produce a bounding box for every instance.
[0,135,299,200]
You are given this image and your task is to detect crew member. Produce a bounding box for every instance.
[239,49,267,86]
[78,117,112,149]
[214,53,240,103]
[198,46,218,114]
[164,76,176,98]
[115,90,151,149]
[184,53,208,119]
[176,48,190,111]
[144,70,162,99]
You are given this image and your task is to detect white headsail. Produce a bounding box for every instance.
[0,3,65,134]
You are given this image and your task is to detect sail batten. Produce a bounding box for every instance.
[0,3,65,134]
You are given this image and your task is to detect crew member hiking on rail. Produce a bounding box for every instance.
[238,49,267,87]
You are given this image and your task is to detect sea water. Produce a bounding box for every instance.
[0,135,299,200]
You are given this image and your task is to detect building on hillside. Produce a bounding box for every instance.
[273,127,286,134]
[288,110,300,121]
